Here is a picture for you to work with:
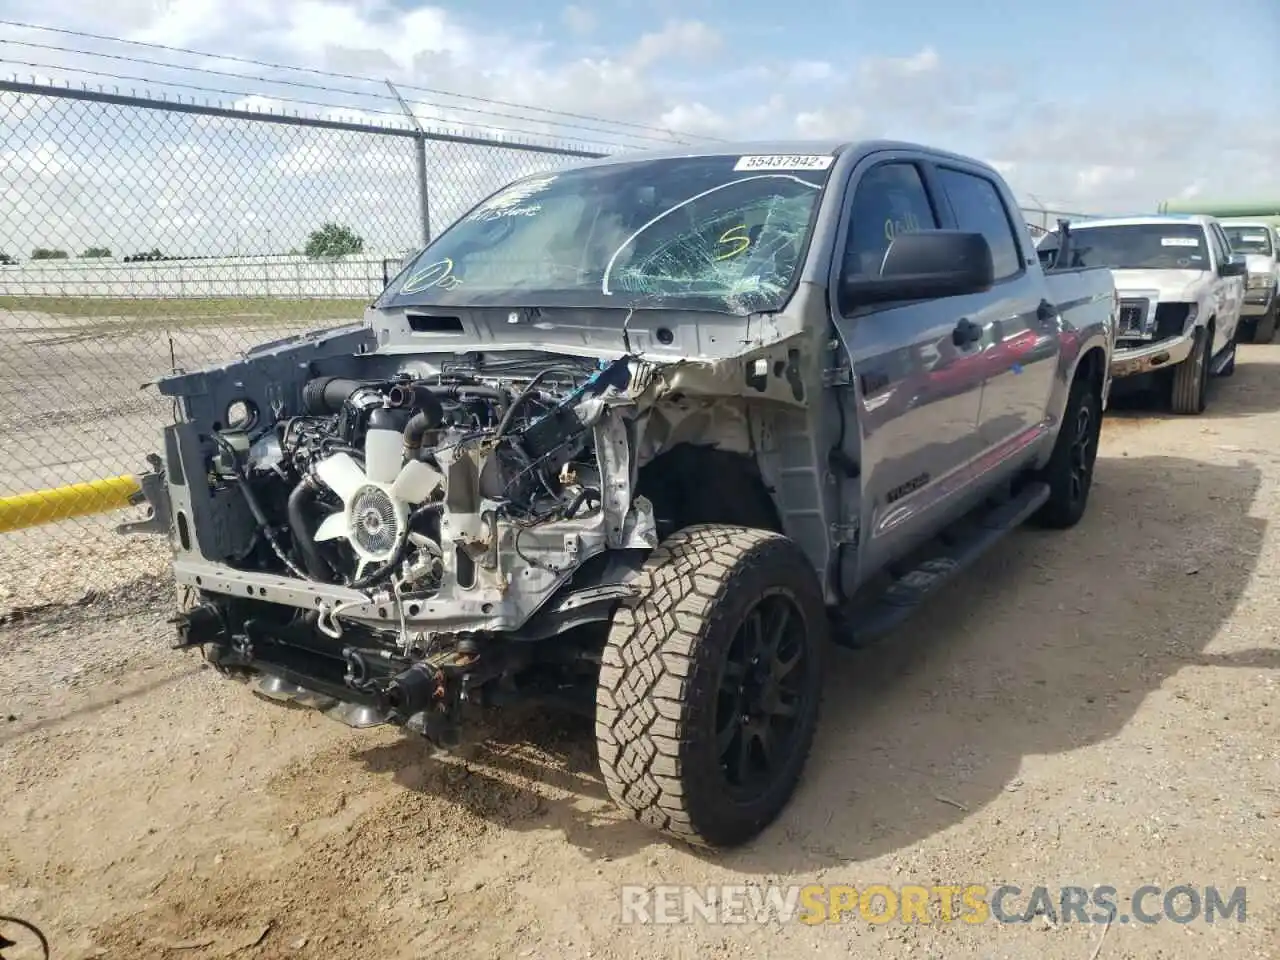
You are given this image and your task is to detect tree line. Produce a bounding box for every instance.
[1,222,367,265]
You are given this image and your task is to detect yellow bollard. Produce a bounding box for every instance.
[0,475,142,533]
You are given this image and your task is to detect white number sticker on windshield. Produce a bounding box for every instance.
[1160,237,1199,247]
[1242,233,1268,242]
[733,155,834,171]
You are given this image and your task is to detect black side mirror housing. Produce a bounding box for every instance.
[1220,257,1248,278]
[840,230,996,309]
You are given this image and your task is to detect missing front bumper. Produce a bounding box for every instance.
[1110,331,1195,379]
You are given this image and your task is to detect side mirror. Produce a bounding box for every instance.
[1220,256,1248,278]
[840,230,996,308]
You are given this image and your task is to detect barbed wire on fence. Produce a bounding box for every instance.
[0,17,718,150]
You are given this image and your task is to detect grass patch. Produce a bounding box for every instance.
[0,296,370,330]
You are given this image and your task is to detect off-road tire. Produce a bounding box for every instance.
[1254,298,1278,344]
[595,524,827,848]
[1170,324,1211,415]
[1033,371,1101,529]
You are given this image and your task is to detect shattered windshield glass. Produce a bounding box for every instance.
[378,154,832,315]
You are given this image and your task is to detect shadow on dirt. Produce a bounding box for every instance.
[733,451,1272,871]
[1107,349,1280,421]
[351,447,1275,869]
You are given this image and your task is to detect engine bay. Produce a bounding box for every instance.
[206,352,653,624]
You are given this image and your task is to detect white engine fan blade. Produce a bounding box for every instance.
[314,452,367,502]
[314,511,347,543]
[391,459,444,504]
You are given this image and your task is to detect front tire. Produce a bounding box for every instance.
[595,525,827,848]
[1170,325,1211,415]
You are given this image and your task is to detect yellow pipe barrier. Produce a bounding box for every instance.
[0,475,142,534]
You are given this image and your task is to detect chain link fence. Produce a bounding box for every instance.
[0,80,605,609]
[0,78,1099,610]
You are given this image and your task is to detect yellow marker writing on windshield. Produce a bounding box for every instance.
[715,225,751,260]
[402,257,458,293]
[884,212,923,243]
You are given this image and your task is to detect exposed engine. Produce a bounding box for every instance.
[212,357,634,604]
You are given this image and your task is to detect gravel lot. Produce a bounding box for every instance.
[2,346,1279,960]
[0,304,343,610]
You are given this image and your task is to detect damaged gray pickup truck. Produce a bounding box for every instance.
[126,140,1117,848]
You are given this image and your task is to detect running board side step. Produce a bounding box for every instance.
[831,481,1051,649]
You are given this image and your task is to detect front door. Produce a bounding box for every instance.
[1207,222,1243,348]
[828,156,986,576]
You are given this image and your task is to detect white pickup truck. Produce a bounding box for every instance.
[1041,214,1247,414]
[1220,219,1280,342]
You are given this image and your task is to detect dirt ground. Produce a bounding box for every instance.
[3,348,1279,960]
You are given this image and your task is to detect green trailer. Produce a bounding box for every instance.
[1157,198,1280,224]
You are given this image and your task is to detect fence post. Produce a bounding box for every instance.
[415,133,431,246]
[386,79,431,245]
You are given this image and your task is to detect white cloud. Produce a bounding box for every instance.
[0,3,1276,258]
[561,4,597,37]
[628,20,723,69]
[786,60,836,84]
[1074,164,1138,194]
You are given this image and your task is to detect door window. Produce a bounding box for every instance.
[936,168,1023,280]
[1207,225,1230,268]
[842,162,940,279]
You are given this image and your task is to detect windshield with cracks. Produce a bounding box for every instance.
[378,154,832,316]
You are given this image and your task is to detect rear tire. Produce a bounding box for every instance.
[1255,299,1277,343]
[595,525,827,848]
[1034,372,1101,529]
[1170,325,1210,415]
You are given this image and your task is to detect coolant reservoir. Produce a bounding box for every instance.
[364,407,409,485]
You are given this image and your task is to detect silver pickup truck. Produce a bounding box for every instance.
[124,140,1117,849]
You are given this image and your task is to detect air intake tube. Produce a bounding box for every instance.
[301,376,383,415]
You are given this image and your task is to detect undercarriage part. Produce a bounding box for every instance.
[380,662,441,718]
[170,601,226,649]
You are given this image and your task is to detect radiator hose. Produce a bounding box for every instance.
[287,474,334,582]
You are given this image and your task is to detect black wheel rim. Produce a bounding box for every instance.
[1068,403,1095,505]
[714,590,811,799]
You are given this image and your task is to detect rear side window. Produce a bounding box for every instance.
[842,162,940,279]
[936,168,1022,280]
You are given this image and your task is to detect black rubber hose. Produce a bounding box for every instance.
[493,366,581,439]
[287,475,333,582]
[212,434,310,580]
[403,409,434,456]
[302,376,383,415]
[386,383,445,424]
[425,383,509,414]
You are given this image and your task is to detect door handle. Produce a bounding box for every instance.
[1036,299,1057,324]
[952,317,982,347]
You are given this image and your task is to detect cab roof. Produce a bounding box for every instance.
[568,139,1007,177]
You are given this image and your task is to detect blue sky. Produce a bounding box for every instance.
[0,0,1277,255]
